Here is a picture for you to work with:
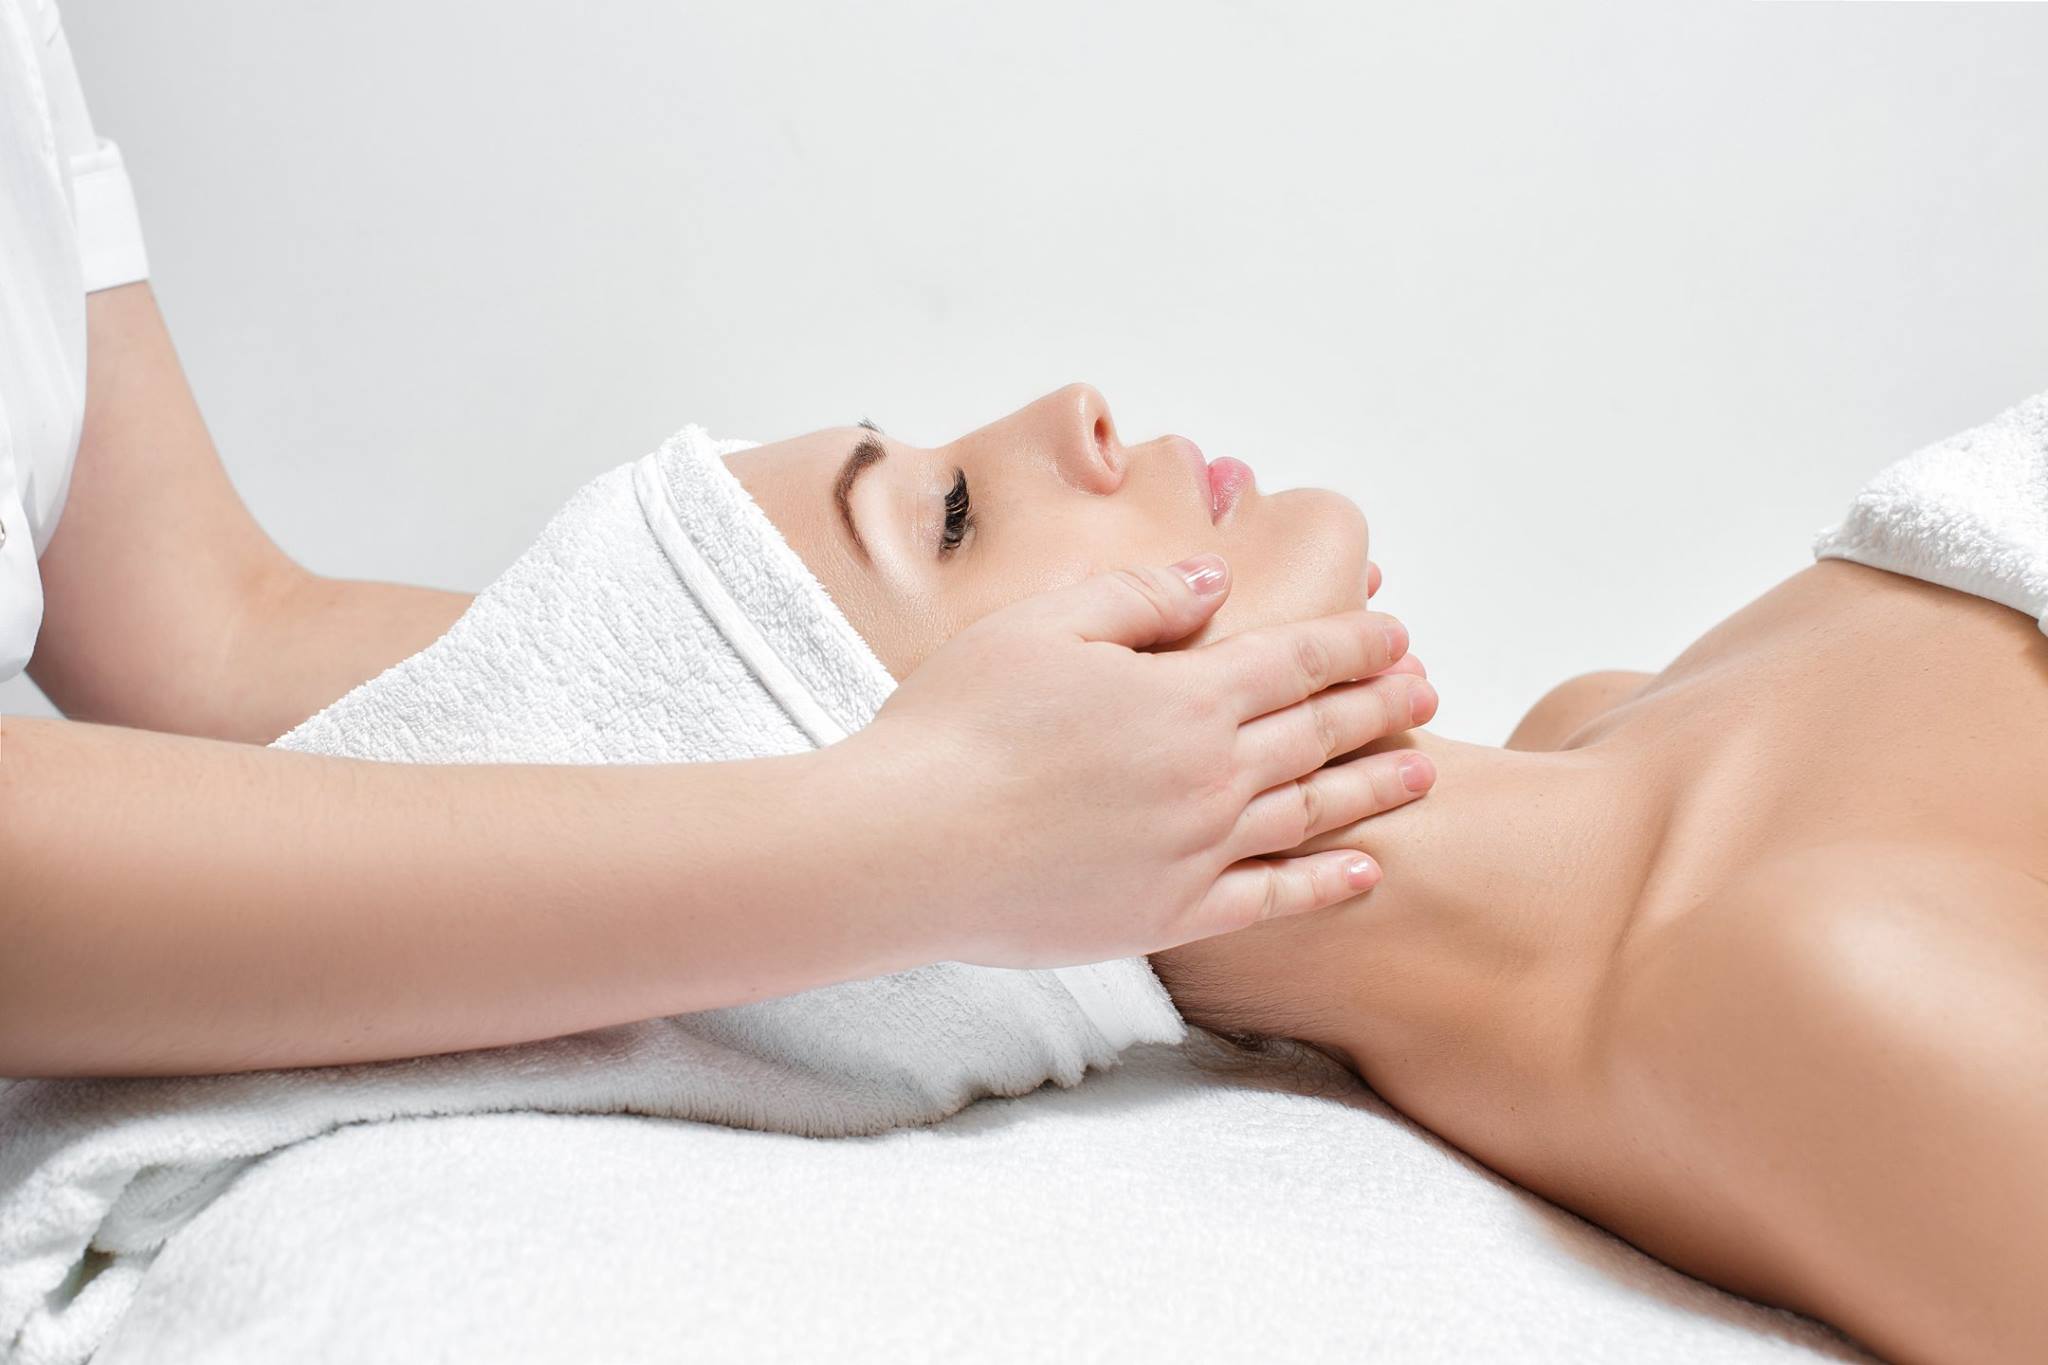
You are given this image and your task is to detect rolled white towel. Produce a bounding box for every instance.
[1814,387,2048,634]
[0,426,1183,1365]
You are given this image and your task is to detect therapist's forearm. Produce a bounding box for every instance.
[0,715,933,1078]
[226,565,472,742]
[30,283,475,744]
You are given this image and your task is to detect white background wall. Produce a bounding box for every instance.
[9,0,2046,743]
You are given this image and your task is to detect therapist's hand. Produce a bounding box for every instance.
[836,552,1438,969]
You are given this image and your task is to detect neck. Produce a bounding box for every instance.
[1358,731,1662,930]
[1296,730,1673,1091]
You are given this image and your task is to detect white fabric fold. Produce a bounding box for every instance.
[0,425,1183,1365]
[1814,386,2048,634]
[89,1043,1875,1365]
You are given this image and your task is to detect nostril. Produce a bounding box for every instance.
[1092,414,1120,474]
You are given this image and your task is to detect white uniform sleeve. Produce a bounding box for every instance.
[35,0,147,291]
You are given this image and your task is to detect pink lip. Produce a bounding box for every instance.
[1206,456,1254,522]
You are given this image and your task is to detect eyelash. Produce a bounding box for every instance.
[940,468,974,559]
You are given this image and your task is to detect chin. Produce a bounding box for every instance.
[1204,488,1369,641]
[1267,487,1370,613]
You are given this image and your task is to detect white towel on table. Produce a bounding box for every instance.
[1815,386,2048,633]
[87,1043,1875,1364]
[0,425,1183,1365]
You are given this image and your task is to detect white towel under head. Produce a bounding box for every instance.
[1814,387,2048,635]
[0,426,1183,1365]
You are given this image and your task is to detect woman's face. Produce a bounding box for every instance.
[727,384,1370,676]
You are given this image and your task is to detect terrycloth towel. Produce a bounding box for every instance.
[86,1043,1874,1364]
[1815,387,2048,634]
[0,425,1184,1365]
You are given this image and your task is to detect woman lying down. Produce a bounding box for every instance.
[5,384,2044,1365]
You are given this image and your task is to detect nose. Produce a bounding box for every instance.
[1038,382,1124,494]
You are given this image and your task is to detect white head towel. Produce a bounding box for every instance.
[0,426,1184,1365]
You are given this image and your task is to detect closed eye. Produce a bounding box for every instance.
[940,468,974,559]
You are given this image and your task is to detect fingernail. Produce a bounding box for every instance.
[1409,680,1438,726]
[1344,856,1381,889]
[1399,753,1434,793]
[1380,618,1408,660]
[1173,553,1228,596]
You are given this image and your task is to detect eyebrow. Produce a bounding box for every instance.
[833,423,888,562]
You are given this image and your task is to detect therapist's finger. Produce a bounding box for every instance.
[1182,850,1383,939]
[1020,555,1232,649]
[1192,611,1409,720]
[1228,749,1436,861]
[1361,561,1420,676]
[1235,675,1438,794]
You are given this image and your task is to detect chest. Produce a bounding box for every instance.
[1609,563,2048,878]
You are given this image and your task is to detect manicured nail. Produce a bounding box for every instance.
[1409,681,1438,726]
[1399,753,1434,793]
[1174,553,1229,596]
[1344,855,1380,889]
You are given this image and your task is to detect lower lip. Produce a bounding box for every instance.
[1206,457,1254,522]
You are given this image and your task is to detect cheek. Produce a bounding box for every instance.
[897,491,1368,669]
[837,585,938,683]
[934,553,1092,642]
[905,533,1153,674]
[1203,493,1369,641]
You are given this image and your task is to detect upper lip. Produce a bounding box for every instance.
[1166,435,1211,516]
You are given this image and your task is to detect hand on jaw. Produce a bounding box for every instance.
[1162,563,1639,1190]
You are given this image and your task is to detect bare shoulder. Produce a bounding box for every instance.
[1619,841,2048,1029]
[1602,840,2048,1191]
[1505,671,1654,750]
[1597,844,2048,1361]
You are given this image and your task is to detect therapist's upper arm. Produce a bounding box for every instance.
[28,281,304,737]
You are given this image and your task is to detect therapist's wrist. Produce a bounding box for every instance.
[791,724,979,974]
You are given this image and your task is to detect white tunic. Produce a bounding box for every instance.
[0,0,149,680]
